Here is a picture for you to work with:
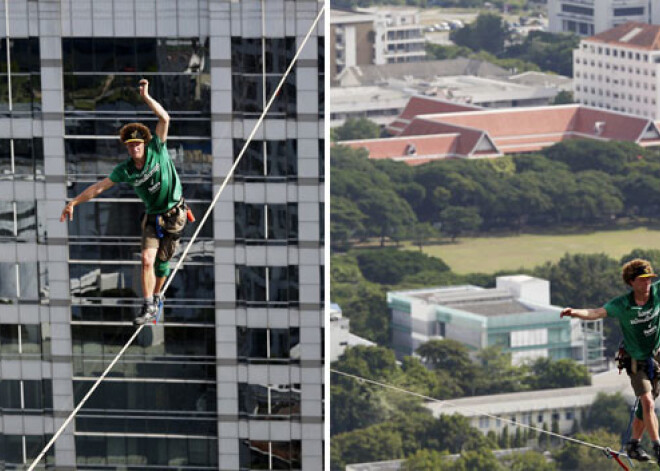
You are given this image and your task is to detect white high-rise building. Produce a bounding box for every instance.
[548,0,660,36]
[573,22,660,119]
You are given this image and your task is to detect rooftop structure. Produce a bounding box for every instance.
[335,58,510,88]
[389,276,606,371]
[339,98,660,165]
[331,72,569,129]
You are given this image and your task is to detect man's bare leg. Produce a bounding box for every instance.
[632,415,645,440]
[641,392,659,441]
[141,247,158,299]
[154,276,166,297]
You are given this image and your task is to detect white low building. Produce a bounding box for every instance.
[426,368,634,436]
[330,303,375,362]
[389,275,606,371]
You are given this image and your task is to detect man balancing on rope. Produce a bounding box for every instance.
[60,79,188,326]
[561,258,660,465]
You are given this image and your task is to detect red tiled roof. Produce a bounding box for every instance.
[423,106,579,138]
[386,96,482,136]
[588,22,660,51]
[340,134,463,165]
[362,99,660,166]
[573,107,650,141]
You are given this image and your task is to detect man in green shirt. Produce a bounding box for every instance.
[561,258,660,463]
[60,79,187,326]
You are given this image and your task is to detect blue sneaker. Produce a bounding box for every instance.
[134,302,157,326]
[154,293,165,322]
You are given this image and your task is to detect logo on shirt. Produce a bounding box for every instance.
[134,163,160,187]
[630,307,660,325]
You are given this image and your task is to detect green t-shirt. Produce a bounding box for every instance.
[604,281,660,360]
[109,135,182,215]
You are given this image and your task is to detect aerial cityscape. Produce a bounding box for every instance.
[330,0,660,470]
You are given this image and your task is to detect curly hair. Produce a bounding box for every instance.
[119,122,152,145]
[622,258,656,285]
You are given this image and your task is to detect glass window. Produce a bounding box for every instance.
[0,324,43,356]
[76,435,217,467]
[233,139,298,181]
[0,262,45,301]
[73,380,216,413]
[0,38,42,114]
[67,201,212,240]
[231,37,297,117]
[69,263,213,300]
[235,203,297,243]
[237,328,300,362]
[0,138,44,180]
[236,266,298,305]
[239,440,301,470]
[238,383,301,419]
[72,324,215,359]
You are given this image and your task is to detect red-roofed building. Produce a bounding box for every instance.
[338,97,660,165]
[574,22,660,119]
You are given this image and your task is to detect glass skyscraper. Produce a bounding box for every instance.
[0,0,324,469]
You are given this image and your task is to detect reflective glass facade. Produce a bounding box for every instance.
[0,0,324,469]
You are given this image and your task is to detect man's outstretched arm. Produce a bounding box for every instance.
[60,177,115,222]
[139,78,170,143]
[560,307,607,320]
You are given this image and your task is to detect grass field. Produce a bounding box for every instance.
[403,227,660,274]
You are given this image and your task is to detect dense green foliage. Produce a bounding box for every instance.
[355,248,450,284]
[331,140,660,251]
[331,117,381,142]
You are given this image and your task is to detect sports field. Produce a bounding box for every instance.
[406,227,660,274]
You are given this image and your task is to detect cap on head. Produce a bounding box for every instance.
[622,258,658,285]
[119,123,152,145]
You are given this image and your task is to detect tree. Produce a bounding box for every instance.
[416,339,477,394]
[451,13,510,55]
[338,283,390,345]
[411,222,439,251]
[526,357,591,390]
[583,393,630,435]
[439,206,482,242]
[403,449,453,471]
[457,448,504,471]
[331,197,367,250]
[553,429,622,471]
[500,425,510,449]
[355,248,449,285]
[552,90,574,105]
[332,117,380,142]
[504,31,580,77]
[508,451,557,471]
[474,346,529,395]
[330,424,403,471]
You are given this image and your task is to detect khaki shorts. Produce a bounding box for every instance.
[141,202,187,262]
[628,353,660,397]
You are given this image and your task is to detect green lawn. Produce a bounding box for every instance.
[404,227,660,274]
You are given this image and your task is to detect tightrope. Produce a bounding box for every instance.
[27,5,325,469]
[331,368,630,458]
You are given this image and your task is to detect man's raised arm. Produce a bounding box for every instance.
[139,79,170,143]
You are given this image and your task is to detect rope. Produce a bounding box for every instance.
[27,6,325,469]
[331,368,631,459]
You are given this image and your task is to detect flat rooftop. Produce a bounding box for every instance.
[426,368,632,418]
[401,286,536,317]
